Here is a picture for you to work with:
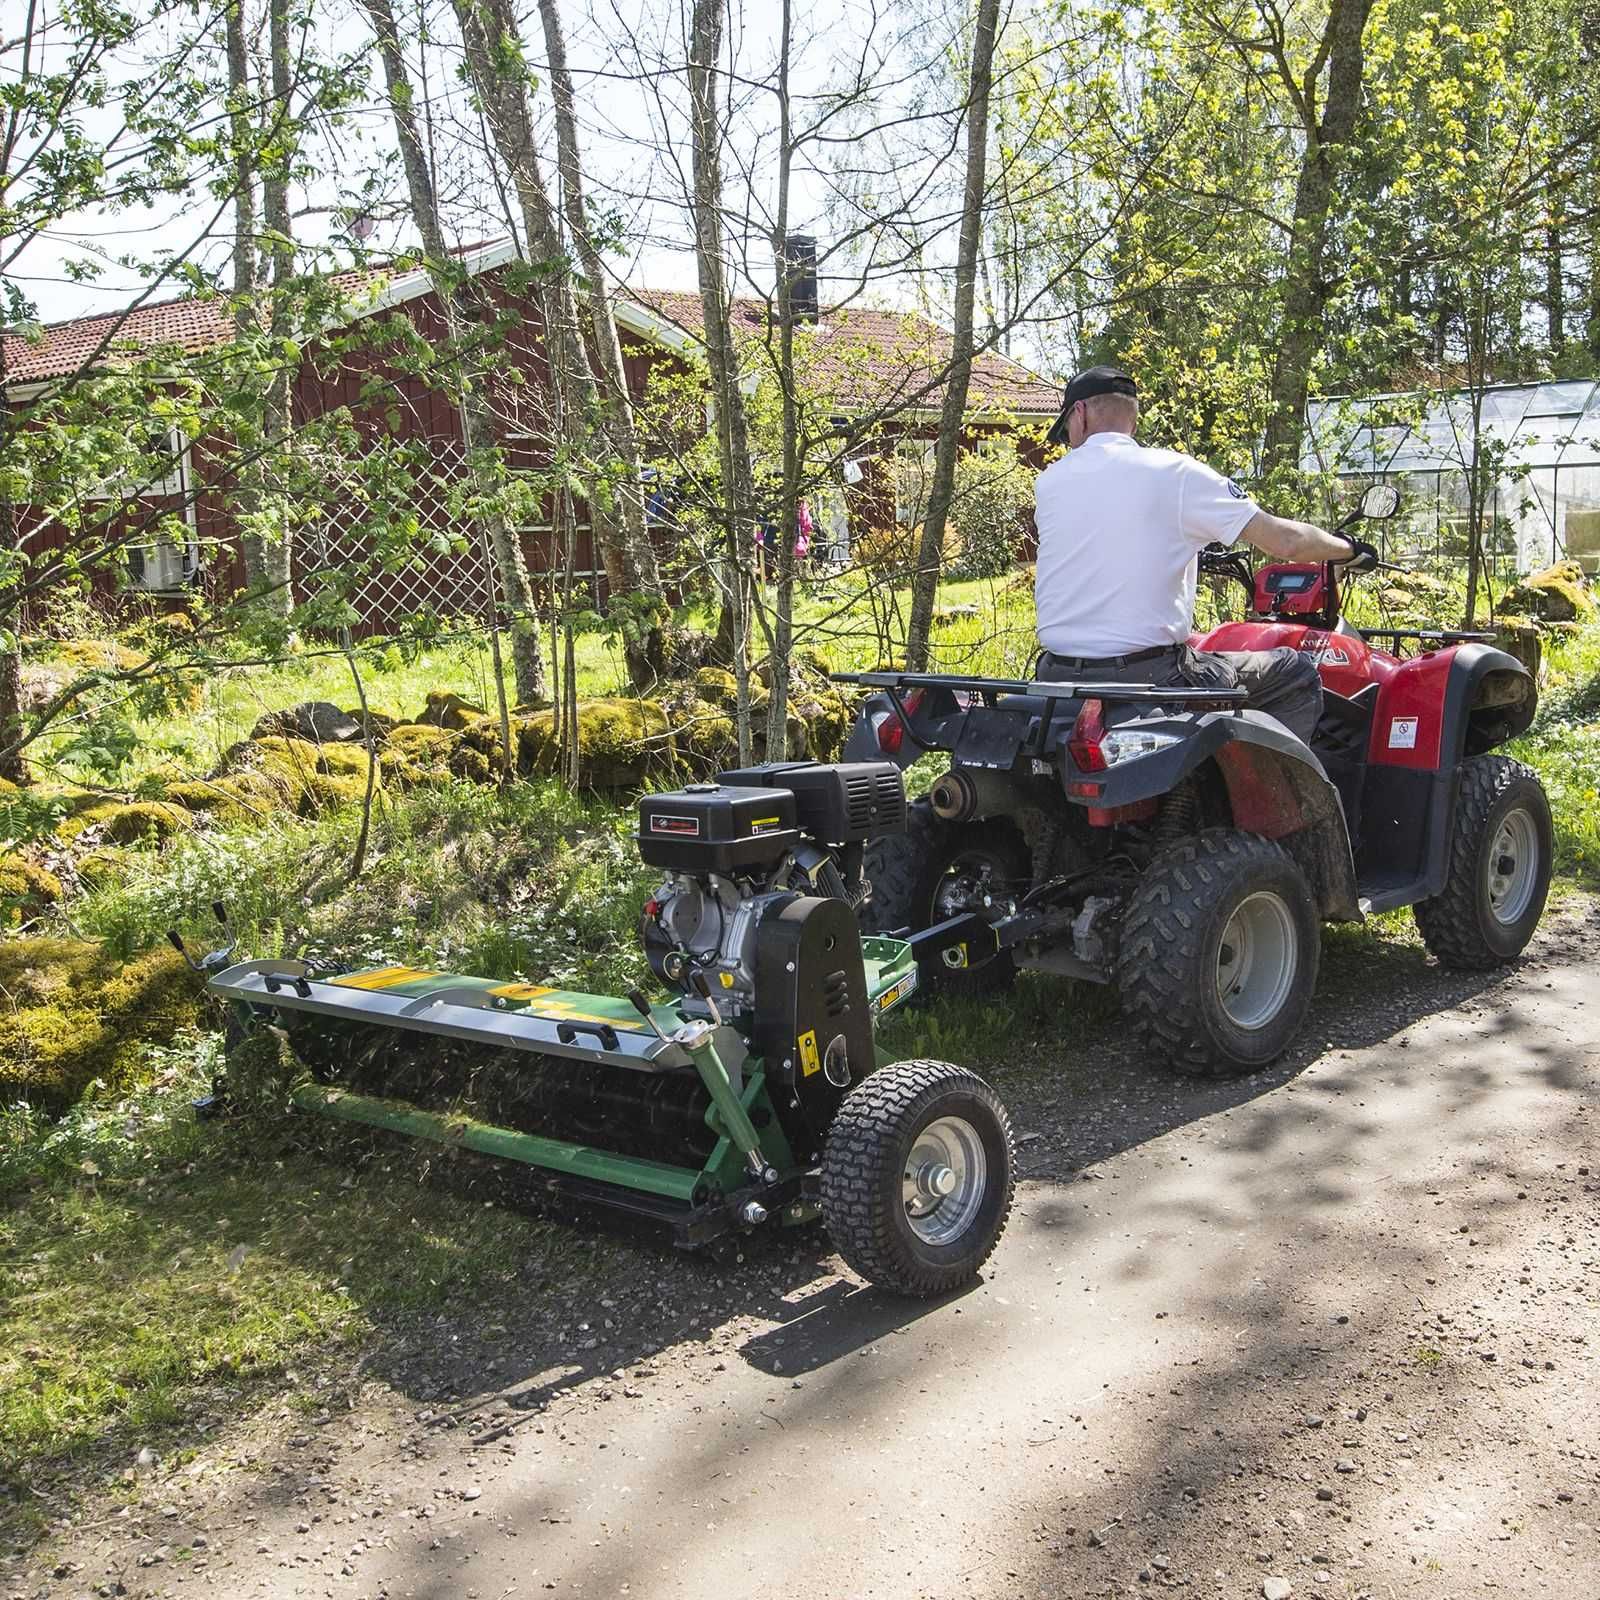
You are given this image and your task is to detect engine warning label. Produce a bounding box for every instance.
[749,815,785,835]
[650,814,701,835]
[1388,716,1419,749]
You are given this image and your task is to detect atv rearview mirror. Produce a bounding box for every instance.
[1360,483,1400,520]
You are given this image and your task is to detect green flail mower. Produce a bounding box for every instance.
[182,761,1015,1297]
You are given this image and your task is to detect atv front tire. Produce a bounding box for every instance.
[1413,755,1551,969]
[861,798,1026,998]
[820,1059,1014,1297]
[1118,829,1319,1077]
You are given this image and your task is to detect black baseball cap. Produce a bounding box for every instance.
[1046,365,1138,445]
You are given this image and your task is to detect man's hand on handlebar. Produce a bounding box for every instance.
[1339,536,1381,572]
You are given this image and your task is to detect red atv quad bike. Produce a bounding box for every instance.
[837,485,1552,1077]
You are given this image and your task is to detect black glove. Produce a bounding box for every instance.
[1339,535,1380,572]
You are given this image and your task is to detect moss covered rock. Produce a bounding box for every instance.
[0,856,62,924]
[62,799,198,844]
[378,724,482,788]
[416,690,490,731]
[250,701,363,743]
[75,847,133,890]
[1498,559,1596,624]
[0,939,203,1111]
[516,698,680,790]
[161,776,271,824]
[218,734,322,806]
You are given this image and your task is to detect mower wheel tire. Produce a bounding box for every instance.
[860,799,1026,998]
[820,1059,1014,1297]
[1118,828,1319,1078]
[1414,755,1551,970]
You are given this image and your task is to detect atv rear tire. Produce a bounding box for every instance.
[1413,756,1551,970]
[860,798,1026,998]
[1118,828,1319,1077]
[820,1059,1014,1297]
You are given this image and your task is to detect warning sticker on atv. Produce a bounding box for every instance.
[1388,716,1419,749]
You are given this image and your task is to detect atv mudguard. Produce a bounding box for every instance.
[1358,643,1535,909]
[1073,708,1362,922]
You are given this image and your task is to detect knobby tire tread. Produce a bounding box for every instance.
[1117,828,1313,1079]
[1414,755,1549,971]
[820,1059,1014,1297]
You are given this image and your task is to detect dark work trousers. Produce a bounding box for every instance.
[1038,644,1323,746]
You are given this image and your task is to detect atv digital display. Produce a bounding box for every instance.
[1266,572,1317,592]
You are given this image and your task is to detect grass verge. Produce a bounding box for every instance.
[0,1036,604,1547]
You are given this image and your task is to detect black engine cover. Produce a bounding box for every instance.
[637,784,801,873]
[715,760,907,845]
[751,895,876,1163]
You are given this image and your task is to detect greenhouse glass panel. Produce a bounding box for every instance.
[1561,464,1600,574]
[1304,379,1600,571]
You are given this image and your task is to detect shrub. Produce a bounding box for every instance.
[947,441,1032,580]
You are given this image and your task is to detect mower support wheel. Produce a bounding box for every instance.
[820,1059,1013,1297]
[1117,828,1319,1078]
[1413,755,1552,970]
[860,799,1026,998]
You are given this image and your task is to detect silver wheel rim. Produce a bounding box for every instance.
[903,1115,987,1246]
[1486,807,1539,926]
[1215,890,1298,1030]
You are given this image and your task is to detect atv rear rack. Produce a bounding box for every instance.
[833,671,1248,758]
[834,670,1249,705]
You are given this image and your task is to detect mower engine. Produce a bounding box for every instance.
[638,761,907,1014]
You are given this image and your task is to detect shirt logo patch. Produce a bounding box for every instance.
[1225,479,1246,500]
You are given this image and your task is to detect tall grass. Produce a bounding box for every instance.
[74,778,656,991]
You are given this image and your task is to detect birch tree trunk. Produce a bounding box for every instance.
[361,0,548,704]
[904,0,1001,672]
[257,0,295,617]
[455,0,665,687]
[535,0,666,681]
[226,0,273,606]
[688,0,757,762]
[764,0,800,759]
[1258,0,1376,484]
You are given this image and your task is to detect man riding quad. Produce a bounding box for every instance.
[1034,365,1377,738]
[840,364,1549,1076]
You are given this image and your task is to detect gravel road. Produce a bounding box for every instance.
[12,896,1599,1600]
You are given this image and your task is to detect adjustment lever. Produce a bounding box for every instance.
[690,970,724,1027]
[626,987,672,1044]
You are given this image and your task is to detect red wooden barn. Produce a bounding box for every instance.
[2,240,1059,631]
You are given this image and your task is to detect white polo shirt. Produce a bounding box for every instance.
[1034,431,1259,657]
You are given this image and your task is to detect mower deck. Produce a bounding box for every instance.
[211,938,921,1249]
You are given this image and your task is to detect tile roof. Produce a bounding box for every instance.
[2,268,386,385]
[5,258,1060,419]
[632,288,1060,418]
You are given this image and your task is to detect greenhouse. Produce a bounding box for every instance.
[1303,379,1600,579]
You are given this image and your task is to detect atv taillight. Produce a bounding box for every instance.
[873,689,925,754]
[1068,698,1108,772]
